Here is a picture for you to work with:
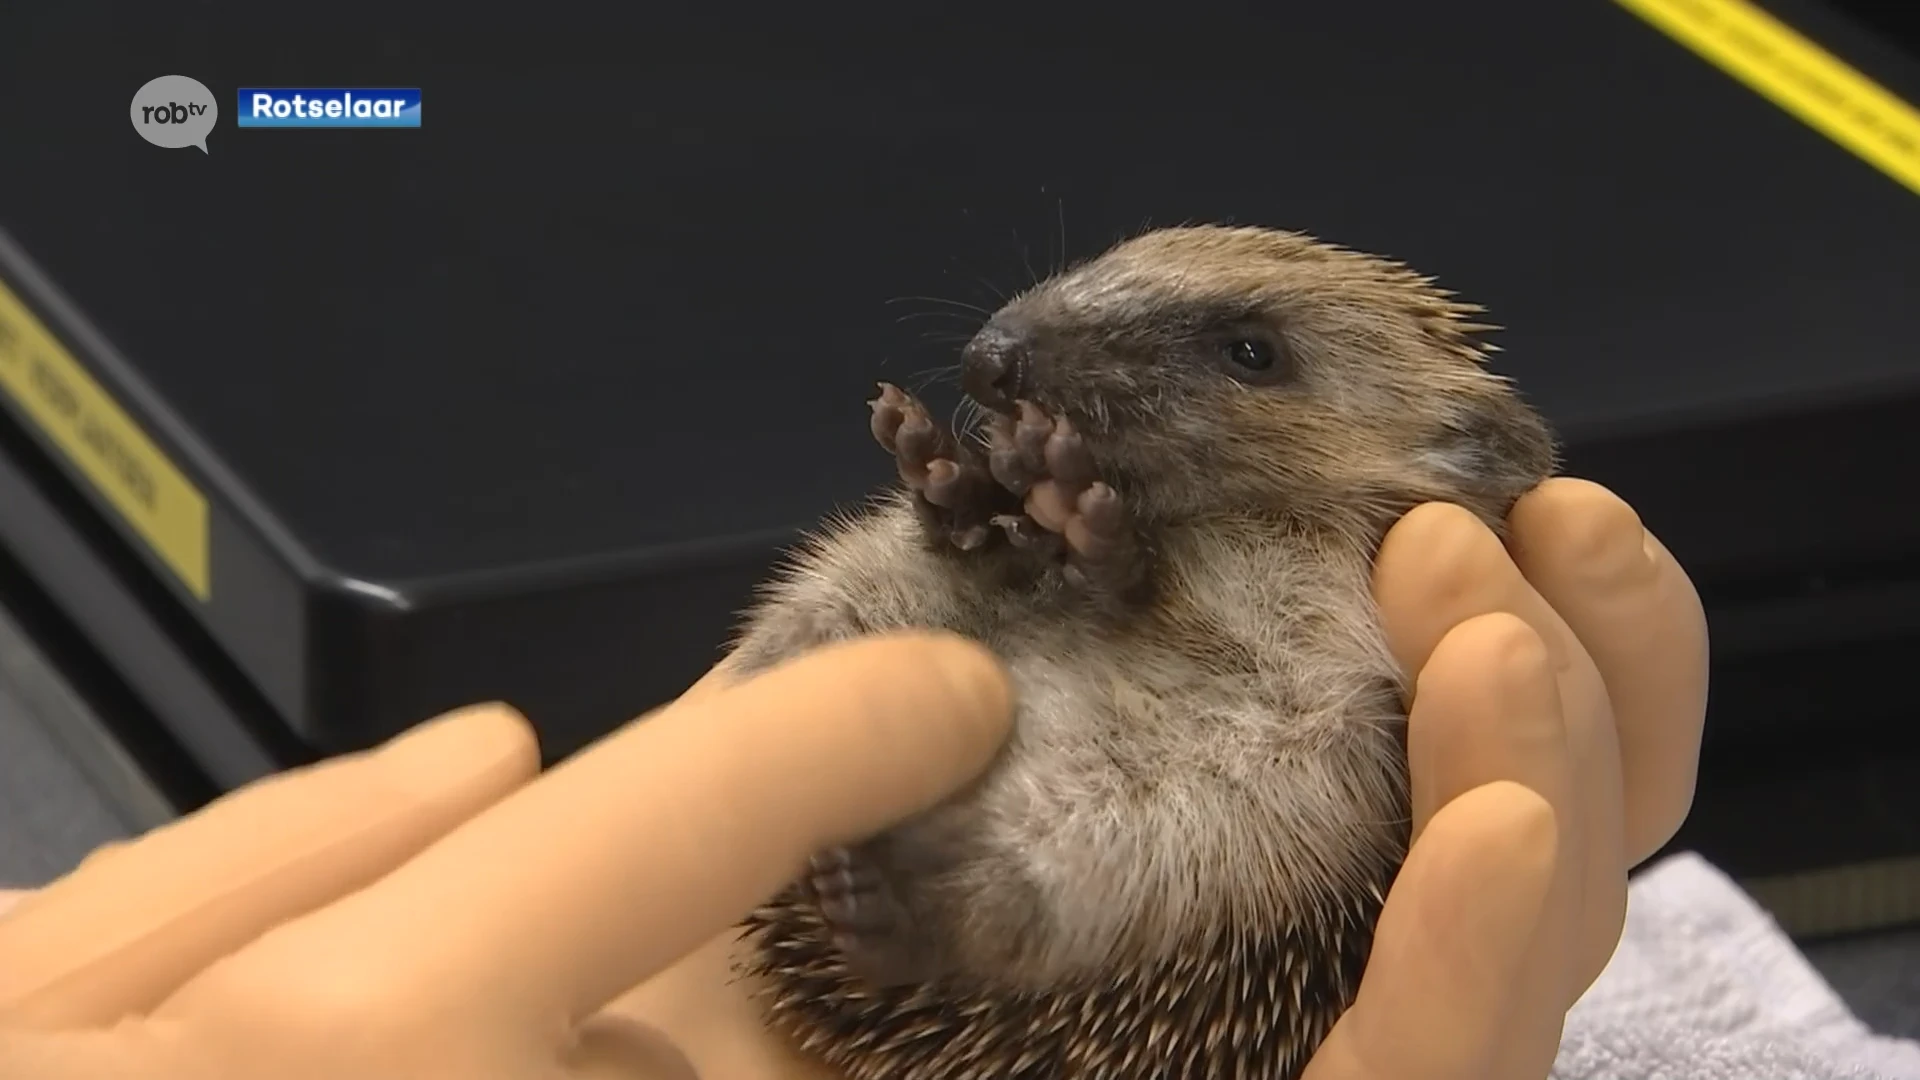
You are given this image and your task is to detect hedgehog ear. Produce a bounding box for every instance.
[1428,391,1558,516]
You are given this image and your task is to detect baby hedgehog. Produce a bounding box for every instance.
[728,224,1557,1080]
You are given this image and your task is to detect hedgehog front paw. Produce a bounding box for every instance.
[986,401,1148,607]
[806,845,941,989]
[870,383,1010,552]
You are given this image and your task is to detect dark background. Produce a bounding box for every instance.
[1829,2,1920,48]
[3,1,1916,588]
[0,0,1917,888]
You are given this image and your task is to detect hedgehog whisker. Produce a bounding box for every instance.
[886,294,995,316]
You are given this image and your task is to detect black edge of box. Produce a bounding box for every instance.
[302,542,790,763]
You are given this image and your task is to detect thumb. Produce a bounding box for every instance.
[0,1025,185,1080]
[560,1015,701,1080]
[1303,781,1561,1080]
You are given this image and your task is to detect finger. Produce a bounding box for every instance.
[1408,613,1575,843]
[0,704,539,1028]
[1376,503,1581,697]
[0,1026,186,1080]
[561,1014,701,1080]
[225,632,1012,1036]
[1404,612,1583,1062]
[1374,502,1626,994]
[1507,478,1710,865]
[1302,781,1561,1080]
[603,934,846,1080]
[74,839,130,871]
[0,842,129,927]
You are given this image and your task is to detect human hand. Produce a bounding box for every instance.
[0,476,1708,1080]
[601,477,1710,1080]
[1301,477,1710,1079]
[0,632,1013,1080]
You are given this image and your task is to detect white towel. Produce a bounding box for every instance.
[1555,852,1920,1080]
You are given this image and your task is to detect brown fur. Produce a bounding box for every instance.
[728,225,1557,1079]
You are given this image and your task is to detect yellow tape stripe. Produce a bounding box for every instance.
[0,278,211,600]
[1614,0,1920,197]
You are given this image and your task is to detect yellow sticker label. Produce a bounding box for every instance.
[0,278,210,600]
[1614,0,1920,197]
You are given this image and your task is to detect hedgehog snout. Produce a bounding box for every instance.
[960,319,1033,414]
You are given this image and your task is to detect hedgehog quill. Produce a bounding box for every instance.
[728,224,1558,1080]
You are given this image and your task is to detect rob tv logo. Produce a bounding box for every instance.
[238,88,422,128]
[129,75,219,152]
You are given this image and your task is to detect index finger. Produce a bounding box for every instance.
[0,705,538,1028]
[236,632,1012,1029]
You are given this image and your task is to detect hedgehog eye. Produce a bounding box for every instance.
[1215,334,1292,384]
[1224,339,1276,372]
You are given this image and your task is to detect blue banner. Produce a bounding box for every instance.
[236,88,421,128]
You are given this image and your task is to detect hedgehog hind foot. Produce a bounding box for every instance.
[806,845,943,989]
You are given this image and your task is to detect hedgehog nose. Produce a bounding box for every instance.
[960,323,1031,413]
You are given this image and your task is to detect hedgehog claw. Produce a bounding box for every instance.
[866,387,1148,602]
[870,383,1008,552]
[805,845,934,988]
[1013,412,1148,605]
[986,405,1048,496]
[994,513,1065,559]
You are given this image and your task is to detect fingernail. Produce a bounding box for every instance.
[1562,502,1654,590]
[374,703,540,787]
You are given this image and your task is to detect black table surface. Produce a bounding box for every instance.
[2,0,1917,595]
